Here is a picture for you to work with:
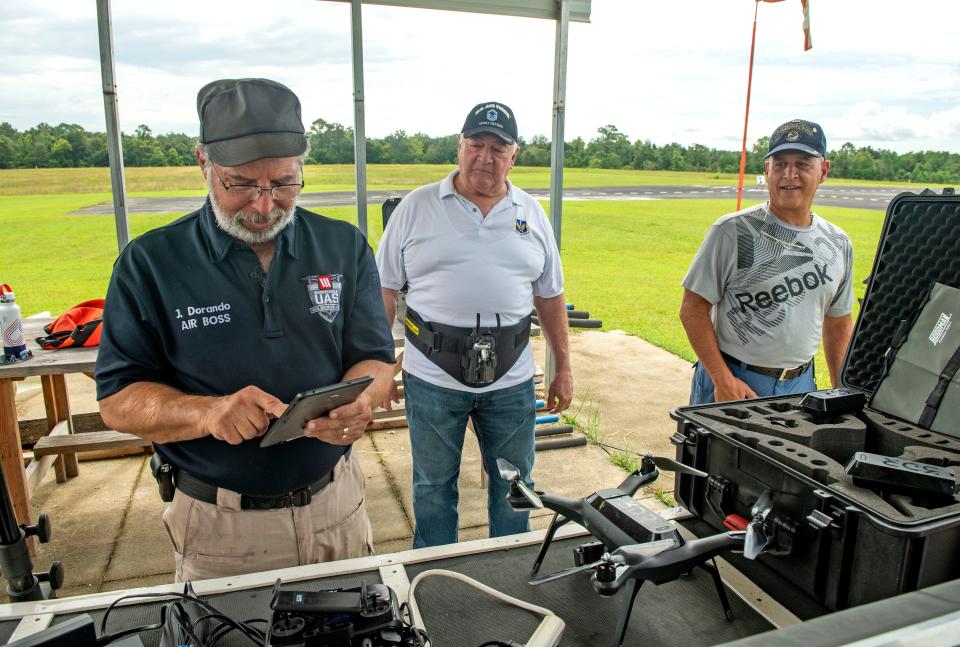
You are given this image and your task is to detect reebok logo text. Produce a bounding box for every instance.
[735,263,833,312]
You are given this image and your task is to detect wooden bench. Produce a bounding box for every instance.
[31,428,151,488]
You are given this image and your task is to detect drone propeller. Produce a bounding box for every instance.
[594,442,709,478]
[744,489,774,560]
[648,455,708,478]
[496,458,543,509]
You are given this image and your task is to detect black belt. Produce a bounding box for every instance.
[720,351,812,381]
[175,466,336,510]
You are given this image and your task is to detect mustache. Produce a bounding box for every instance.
[235,209,283,224]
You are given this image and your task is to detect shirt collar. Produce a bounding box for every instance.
[199,198,302,263]
[440,170,521,206]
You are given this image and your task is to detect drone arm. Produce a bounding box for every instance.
[616,469,659,497]
[615,532,744,585]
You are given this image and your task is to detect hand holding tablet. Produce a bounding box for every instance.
[259,376,374,447]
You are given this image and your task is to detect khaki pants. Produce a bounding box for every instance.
[162,454,373,582]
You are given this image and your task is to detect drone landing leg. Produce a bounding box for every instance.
[700,558,734,621]
[531,512,568,575]
[610,578,643,647]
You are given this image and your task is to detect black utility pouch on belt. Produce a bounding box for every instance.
[404,307,531,388]
[150,453,176,502]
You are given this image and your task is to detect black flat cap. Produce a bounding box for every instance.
[197,78,307,167]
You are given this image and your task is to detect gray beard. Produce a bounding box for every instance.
[207,176,296,245]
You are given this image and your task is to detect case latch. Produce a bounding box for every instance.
[807,489,849,539]
[806,509,834,530]
[705,475,735,522]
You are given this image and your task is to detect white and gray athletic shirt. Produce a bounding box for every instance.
[376,170,564,393]
[683,203,853,367]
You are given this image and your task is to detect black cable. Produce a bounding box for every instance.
[397,601,433,647]
[202,616,264,647]
[96,621,164,646]
[99,591,186,634]
[169,601,205,647]
[204,615,267,647]
[98,590,266,647]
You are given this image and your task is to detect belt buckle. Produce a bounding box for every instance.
[286,487,312,507]
[779,367,791,381]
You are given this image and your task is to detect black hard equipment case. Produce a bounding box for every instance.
[670,191,960,617]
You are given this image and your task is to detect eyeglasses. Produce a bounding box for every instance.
[212,165,304,201]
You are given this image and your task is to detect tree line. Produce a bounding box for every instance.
[2,120,958,184]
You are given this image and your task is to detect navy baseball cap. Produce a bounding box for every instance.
[462,102,518,145]
[197,78,308,166]
[765,119,827,159]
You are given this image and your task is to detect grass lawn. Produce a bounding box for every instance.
[558,199,882,388]
[1,189,883,390]
[0,164,936,197]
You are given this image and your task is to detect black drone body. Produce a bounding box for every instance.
[497,454,771,647]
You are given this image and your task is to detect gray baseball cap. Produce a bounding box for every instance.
[197,78,307,167]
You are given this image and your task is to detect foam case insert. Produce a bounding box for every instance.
[670,191,960,613]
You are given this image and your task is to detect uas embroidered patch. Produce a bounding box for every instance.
[305,274,342,322]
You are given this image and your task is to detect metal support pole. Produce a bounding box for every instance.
[350,0,369,236]
[95,0,130,252]
[545,0,570,388]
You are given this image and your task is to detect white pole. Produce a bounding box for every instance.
[95,0,130,251]
[351,0,369,235]
[545,0,570,388]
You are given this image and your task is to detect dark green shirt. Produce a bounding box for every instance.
[95,200,395,495]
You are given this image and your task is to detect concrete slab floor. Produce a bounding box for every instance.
[18,330,692,597]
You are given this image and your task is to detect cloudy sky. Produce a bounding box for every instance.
[2,1,959,154]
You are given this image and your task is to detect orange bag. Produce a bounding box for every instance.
[35,299,105,349]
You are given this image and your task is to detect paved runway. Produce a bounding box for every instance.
[70,183,913,216]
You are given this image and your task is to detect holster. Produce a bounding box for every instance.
[150,453,176,503]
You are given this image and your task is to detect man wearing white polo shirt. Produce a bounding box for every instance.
[377,101,573,548]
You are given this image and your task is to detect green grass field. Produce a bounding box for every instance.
[0,163,932,197]
[1,165,886,389]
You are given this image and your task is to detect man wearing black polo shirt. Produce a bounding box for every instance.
[95,78,396,581]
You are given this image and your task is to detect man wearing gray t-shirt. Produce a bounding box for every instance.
[680,119,854,404]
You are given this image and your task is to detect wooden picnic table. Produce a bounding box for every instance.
[0,317,95,535]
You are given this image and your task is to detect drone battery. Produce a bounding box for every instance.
[799,388,867,416]
[590,488,677,542]
[845,452,957,499]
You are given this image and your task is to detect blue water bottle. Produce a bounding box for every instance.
[0,283,31,363]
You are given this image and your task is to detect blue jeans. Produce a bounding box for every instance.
[402,373,535,548]
[689,356,815,405]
